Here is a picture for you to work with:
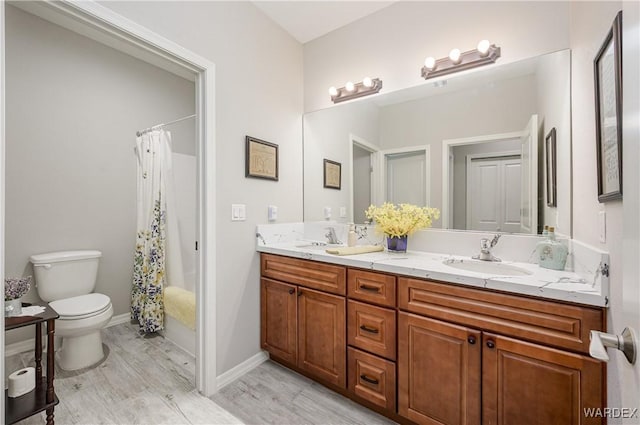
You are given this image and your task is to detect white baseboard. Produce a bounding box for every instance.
[106,312,131,328]
[5,312,132,357]
[216,351,269,390]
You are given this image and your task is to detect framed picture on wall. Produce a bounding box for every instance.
[545,128,557,207]
[323,159,341,190]
[245,136,278,181]
[594,11,622,203]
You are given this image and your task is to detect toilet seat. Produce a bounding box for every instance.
[50,293,112,320]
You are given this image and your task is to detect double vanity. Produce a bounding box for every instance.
[257,224,608,425]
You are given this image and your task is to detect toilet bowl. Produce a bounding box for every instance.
[30,250,113,371]
[49,293,113,370]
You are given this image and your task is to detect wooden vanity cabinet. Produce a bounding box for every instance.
[260,254,606,425]
[398,277,606,425]
[260,254,346,388]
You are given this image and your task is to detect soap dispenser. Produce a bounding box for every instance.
[347,223,357,247]
[538,226,568,270]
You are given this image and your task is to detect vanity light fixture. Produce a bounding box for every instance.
[421,40,501,80]
[328,77,383,103]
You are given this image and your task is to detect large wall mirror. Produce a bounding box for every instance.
[303,49,571,236]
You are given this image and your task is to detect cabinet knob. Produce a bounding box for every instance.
[467,336,476,345]
[288,288,295,295]
[486,340,496,349]
[298,290,303,297]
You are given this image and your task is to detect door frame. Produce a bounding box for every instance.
[349,134,379,223]
[465,151,521,231]
[442,132,521,229]
[0,0,218,409]
[380,145,431,207]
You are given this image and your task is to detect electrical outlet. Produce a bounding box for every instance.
[268,205,278,221]
[598,211,606,243]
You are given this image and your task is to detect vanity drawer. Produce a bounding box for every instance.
[398,277,605,354]
[348,269,396,308]
[348,347,396,411]
[348,300,396,360]
[261,253,346,295]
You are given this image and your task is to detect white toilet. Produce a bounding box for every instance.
[30,250,113,371]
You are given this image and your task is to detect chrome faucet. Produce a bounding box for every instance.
[325,227,342,245]
[473,234,501,262]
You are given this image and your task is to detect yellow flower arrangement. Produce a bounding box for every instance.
[365,203,440,238]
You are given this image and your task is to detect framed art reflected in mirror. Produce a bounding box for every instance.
[324,159,341,190]
[594,11,622,203]
[545,128,557,207]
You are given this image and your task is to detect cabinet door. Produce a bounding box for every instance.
[482,333,604,425]
[260,278,297,364]
[298,287,346,387]
[398,312,481,425]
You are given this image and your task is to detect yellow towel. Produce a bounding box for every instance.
[164,286,196,330]
[325,245,384,256]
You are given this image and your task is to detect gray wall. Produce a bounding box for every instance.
[100,1,304,376]
[5,6,195,344]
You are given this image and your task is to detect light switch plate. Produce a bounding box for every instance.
[324,206,332,219]
[339,207,347,218]
[231,204,246,221]
[598,211,606,243]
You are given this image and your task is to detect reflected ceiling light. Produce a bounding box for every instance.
[421,40,501,80]
[329,77,383,103]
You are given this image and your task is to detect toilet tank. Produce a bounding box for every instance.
[30,250,102,302]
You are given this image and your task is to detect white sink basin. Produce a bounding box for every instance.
[442,259,532,276]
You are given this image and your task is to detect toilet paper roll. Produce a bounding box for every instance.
[8,367,35,398]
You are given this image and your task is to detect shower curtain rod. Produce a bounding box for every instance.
[136,114,196,137]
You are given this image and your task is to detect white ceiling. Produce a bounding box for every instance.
[252,1,396,44]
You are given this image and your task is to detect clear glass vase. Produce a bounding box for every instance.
[386,235,408,253]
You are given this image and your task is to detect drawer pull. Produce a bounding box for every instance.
[360,325,379,334]
[288,288,295,295]
[360,374,379,385]
[359,284,380,293]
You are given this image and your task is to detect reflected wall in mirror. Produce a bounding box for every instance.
[303,49,571,236]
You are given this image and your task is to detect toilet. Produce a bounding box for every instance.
[30,250,113,371]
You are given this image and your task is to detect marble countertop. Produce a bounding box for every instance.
[257,242,608,308]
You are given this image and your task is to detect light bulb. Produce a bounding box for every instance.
[449,48,461,64]
[328,86,338,97]
[477,39,491,56]
[345,81,355,92]
[424,57,436,70]
[363,77,373,88]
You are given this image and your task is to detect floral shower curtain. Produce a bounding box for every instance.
[131,129,184,333]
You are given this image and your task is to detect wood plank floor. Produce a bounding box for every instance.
[211,361,397,425]
[6,322,396,424]
[5,322,242,425]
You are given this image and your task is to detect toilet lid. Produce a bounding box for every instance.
[50,293,111,318]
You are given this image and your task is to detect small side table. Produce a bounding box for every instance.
[5,303,59,425]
